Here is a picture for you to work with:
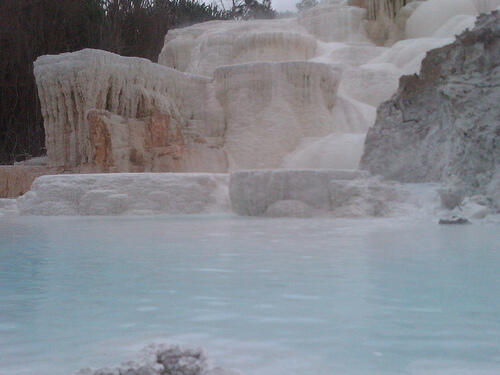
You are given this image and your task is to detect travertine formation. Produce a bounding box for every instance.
[361,11,500,203]
[34,50,219,170]
[33,0,492,180]
[158,18,318,76]
[33,0,418,177]
[229,169,406,217]
[297,3,368,43]
[35,49,375,173]
[87,110,227,173]
[17,173,229,215]
[10,0,496,217]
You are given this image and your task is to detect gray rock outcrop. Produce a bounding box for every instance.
[75,344,239,375]
[361,11,500,201]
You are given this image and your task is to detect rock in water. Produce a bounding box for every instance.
[439,217,471,225]
[75,344,239,375]
[361,11,500,197]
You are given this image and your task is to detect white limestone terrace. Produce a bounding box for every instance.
[0,170,436,218]
[14,173,230,216]
[5,169,491,219]
[229,169,405,217]
[35,50,373,172]
[35,0,494,174]
[34,50,217,169]
[16,0,500,219]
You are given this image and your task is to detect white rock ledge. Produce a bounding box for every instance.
[17,173,230,216]
[229,169,405,217]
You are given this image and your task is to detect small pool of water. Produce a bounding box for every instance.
[0,215,499,375]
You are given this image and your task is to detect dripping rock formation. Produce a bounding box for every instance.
[3,0,497,209]
[33,0,426,178]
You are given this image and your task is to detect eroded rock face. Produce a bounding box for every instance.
[361,11,500,196]
[87,110,228,173]
[34,49,220,169]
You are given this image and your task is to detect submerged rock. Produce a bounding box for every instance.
[76,344,239,375]
[361,11,500,199]
[439,217,471,225]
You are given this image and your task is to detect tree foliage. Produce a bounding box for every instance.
[368,0,408,20]
[0,0,230,164]
[295,0,317,12]
[229,0,275,20]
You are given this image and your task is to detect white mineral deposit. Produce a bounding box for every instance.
[1,1,499,375]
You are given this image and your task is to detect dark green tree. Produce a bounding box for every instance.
[296,0,317,12]
[0,0,228,164]
[230,0,275,20]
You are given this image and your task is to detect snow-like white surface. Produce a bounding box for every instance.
[368,37,454,75]
[213,62,353,170]
[338,65,402,106]
[159,18,316,77]
[158,4,369,78]
[472,0,500,14]
[405,0,478,39]
[281,133,366,170]
[0,199,18,217]
[17,173,230,216]
[432,15,477,38]
[298,4,368,43]
[326,44,386,67]
[405,0,499,40]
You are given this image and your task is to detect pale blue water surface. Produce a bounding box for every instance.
[0,215,499,375]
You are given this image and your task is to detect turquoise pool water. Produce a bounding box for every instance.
[0,216,499,375]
